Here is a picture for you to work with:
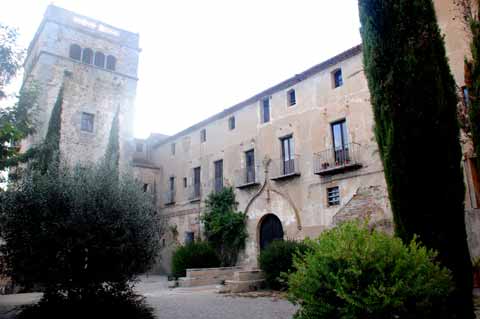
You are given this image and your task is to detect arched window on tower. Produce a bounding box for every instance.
[106,55,116,71]
[82,48,93,64]
[94,51,105,68]
[69,44,81,61]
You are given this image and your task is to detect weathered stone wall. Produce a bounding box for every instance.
[21,5,139,171]
[148,0,480,273]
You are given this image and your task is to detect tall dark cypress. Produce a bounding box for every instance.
[36,84,63,173]
[358,0,473,317]
[105,107,120,171]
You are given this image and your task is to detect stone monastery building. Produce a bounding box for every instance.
[22,3,480,274]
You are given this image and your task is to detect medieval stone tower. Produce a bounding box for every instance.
[22,5,139,168]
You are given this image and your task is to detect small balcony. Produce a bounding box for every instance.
[270,155,301,181]
[314,143,362,176]
[187,183,202,202]
[235,164,262,189]
[163,190,176,206]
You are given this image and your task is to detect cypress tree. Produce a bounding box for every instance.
[358,0,474,317]
[104,107,120,171]
[36,84,63,173]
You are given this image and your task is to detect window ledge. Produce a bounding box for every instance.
[270,172,301,181]
[236,181,261,189]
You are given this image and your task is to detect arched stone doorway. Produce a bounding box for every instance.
[259,214,284,250]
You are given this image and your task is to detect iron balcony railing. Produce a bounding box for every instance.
[187,183,202,201]
[270,155,301,180]
[234,164,262,188]
[163,190,176,205]
[314,142,362,176]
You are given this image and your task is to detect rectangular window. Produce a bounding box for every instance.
[143,183,149,192]
[81,112,94,132]
[287,89,296,106]
[136,142,144,152]
[171,143,176,155]
[245,149,255,184]
[183,177,187,188]
[327,186,340,206]
[167,176,175,204]
[185,231,195,244]
[261,98,270,123]
[214,160,223,192]
[281,135,295,175]
[200,129,206,143]
[333,68,343,88]
[228,116,235,130]
[194,167,201,198]
[331,120,349,165]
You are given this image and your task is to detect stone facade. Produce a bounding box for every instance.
[21,5,139,170]
[21,2,480,275]
[131,0,480,273]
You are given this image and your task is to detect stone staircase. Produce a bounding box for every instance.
[175,266,265,293]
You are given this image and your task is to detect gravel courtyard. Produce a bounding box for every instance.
[138,276,296,319]
[0,276,296,319]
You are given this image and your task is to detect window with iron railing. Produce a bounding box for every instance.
[327,186,340,206]
[281,135,295,175]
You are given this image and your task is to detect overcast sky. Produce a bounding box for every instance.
[1,0,361,138]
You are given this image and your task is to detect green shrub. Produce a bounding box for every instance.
[288,222,453,319]
[258,239,309,290]
[201,187,247,266]
[0,163,161,294]
[171,242,220,278]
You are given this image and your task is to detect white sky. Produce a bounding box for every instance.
[1,0,361,138]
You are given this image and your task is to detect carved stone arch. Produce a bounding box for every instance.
[244,156,302,230]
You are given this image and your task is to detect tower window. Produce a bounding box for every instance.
[171,143,176,155]
[69,44,81,61]
[94,51,105,68]
[82,48,93,64]
[106,55,116,71]
[463,86,471,107]
[183,177,188,188]
[200,129,206,143]
[261,98,270,123]
[228,116,235,130]
[327,186,340,206]
[332,68,343,88]
[81,112,94,132]
[287,89,296,106]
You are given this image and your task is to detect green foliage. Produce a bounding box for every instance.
[17,283,155,319]
[258,239,309,290]
[105,108,120,171]
[0,162,161,295]
[288,222,453,319]
[171,242,220,278]
[33,85,63,174]
[358,0,473,316]
[0,24,24,98]
[201,187,247,266]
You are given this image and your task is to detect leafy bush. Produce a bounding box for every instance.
[171,241,220,278]
[17,282,155,319]
[0,163,161,295]
[258,239,309,290]
[201,187,247,266]
[288,222,453,319]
